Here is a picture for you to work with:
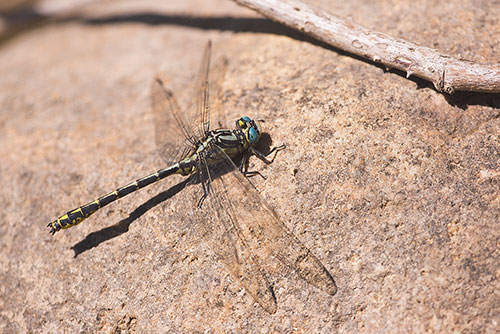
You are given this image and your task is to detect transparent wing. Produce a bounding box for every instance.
[206,55,229,128]
[151,78,197,164]
[184,41,229,134]
[195,40,211,135]
[153,41,226,164]
[152,42,276,311]
[207,147,338,297]
[196,151,277,313]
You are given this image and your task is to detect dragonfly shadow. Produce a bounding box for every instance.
[71,177,190,258]
[254,132,274,153]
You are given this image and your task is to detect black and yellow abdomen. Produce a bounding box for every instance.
[48,127,249,235]
[47,164,181,234]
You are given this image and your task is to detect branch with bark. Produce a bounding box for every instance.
[232,0,500,94]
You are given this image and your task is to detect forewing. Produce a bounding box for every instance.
[152,41,227,163]
[195,41,211,136]
[151,78,196,164]
[185,41,229,135]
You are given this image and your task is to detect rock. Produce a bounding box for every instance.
[1,0,499,332]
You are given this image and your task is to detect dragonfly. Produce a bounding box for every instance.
[47,41,337,313]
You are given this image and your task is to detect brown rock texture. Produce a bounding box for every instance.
[1,0,499,333]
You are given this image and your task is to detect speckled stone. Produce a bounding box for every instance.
[1,1,499,333]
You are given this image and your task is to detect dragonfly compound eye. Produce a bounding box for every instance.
[248,127,259,144]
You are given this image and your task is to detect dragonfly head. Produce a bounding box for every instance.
[236,116,261,146]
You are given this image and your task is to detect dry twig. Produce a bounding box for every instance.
[232,0,500,94]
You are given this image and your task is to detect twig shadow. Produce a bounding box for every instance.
[74,13,324,47]
[74,12,500,108]
[71,177,190,257]
[6,8,497,110]
[443,91,500,110]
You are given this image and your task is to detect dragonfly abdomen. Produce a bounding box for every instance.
[47,164,180,234]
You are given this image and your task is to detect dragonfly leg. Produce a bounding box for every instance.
[197,179,210,208]
[240,144,286,179]
[239,152,267,179]
[251,144,286,164]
